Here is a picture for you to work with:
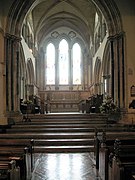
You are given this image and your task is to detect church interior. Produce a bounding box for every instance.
[0,0,135,179]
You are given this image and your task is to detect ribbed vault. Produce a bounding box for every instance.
[6,0,123,44]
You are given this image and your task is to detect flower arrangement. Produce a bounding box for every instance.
[100,95,119,114]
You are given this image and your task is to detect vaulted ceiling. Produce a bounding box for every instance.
[28,0,99,47]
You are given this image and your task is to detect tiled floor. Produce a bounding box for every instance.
[32,153,100,180]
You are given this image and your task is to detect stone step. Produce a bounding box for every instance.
[32,138,94,146]
[7,127,96,133]
[16,121,106,125]
[11,124,134,132]
[2,131,135,140]
[25,116,107,122]
[20,114,107,120]
[29,113,107,119]
[12,124,104,128]
[0,132,95,139]
[0,138,94,147]
[33,145,94,153]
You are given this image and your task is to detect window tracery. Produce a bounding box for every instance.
[45,38,82,86]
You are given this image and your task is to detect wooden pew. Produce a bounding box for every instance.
[0,145,32,180]
[108,140,135,180]
[95,130,135,180]
[0,139,31,147]
[0,160,20,180]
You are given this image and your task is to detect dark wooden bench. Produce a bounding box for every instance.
[0,144,32,180]
[94,130,135,180]
[0,159,20,180]
[0,139,31,147]
[109,141,135,180]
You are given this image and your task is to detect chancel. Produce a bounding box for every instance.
[0,0,135,179]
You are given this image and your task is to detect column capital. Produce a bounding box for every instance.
[5,33,22,42]
[0,28,4,37]
[107,31,125,41]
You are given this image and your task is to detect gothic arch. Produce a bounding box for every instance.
[6,0,122,37]
[92,0,123,35]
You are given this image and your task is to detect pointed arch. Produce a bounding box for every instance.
[6,0,122,37]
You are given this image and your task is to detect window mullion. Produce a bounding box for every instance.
[69,47,72,86]
[55,46,59,87]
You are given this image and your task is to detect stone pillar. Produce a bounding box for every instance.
[0,29,7,124]
[108,32,125,108]
[83,51,89,90]
[36,52,42,88]
[5,33,21,118]
[35,54,39,87]
[85,54,89,89]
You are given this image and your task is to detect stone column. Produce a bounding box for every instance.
[108,32,125,108]
[36,52,42,89]
[35,53,39,87]
[0,29,7,124]
[5,33,21,117]
[83,50,88,90]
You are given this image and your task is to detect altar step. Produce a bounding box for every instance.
[12,124,105,128]
[7,127,96,133]
[0,132,95,139]
[7,113,110,152]
[18,113,108,125]
[33,145,94,153]
[32,138,95,153]
[28,113,107,120]
[9,124,131,134]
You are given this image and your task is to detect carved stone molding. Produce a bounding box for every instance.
[0,28,4,37]
[5,33,22,42]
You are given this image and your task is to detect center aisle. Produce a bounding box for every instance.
[31,153,100,180]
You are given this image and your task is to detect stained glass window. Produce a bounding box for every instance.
[73,43,81,84]
[45,40,82,86]
[59,39,69,85]
[46,43,55,84]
